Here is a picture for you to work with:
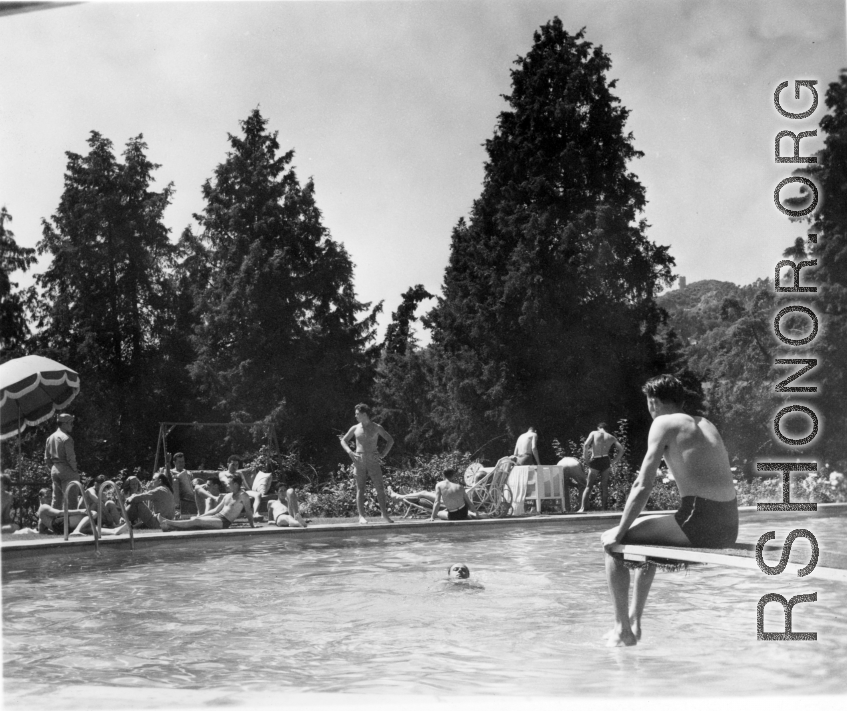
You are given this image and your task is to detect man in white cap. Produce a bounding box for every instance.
[45,413,80,509]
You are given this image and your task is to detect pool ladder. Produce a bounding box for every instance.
[62,480,135,552]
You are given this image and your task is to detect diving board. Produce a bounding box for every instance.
[610,541,847,582]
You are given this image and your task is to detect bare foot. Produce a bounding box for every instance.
[386,486,400,500]
[358,516,368,525]
[69,531,86,537]
[115,523,129,535]
[630,618,642,641]
[156,514,170,532]
[382,515,394,524]
[605,626,637,647]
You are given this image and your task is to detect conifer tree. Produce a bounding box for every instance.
[791,71,847,464]
[35,133,178,469]
[183,109,377,463]
[372,285,437,457]
[426,20,675,460]
[0,207,37,356]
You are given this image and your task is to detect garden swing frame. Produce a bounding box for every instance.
[152,421,280,476]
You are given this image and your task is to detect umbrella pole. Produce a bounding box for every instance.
[16,412,22,527]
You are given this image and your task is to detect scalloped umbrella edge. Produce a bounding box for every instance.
[0,355,81,441]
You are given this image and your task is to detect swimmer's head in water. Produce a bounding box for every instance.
[448,563,470,579]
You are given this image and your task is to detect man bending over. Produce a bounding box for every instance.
[601,374,737,647]
[158,473,255,531]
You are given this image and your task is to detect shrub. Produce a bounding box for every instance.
[299,451,474,519]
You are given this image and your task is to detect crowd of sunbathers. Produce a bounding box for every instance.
[26,453,307,537]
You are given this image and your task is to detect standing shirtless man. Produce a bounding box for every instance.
[600,375,738,647]
[581,422,623,512]
[339,403,394,524]
[158,473,255,531]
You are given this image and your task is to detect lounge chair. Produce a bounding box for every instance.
[391,457,515,519]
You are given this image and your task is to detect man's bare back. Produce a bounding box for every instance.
[586,429,615,458]
[601,375,739,647]
[436,479,466,511]
[652,413,735,501]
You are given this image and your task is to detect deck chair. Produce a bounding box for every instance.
[391,457,515,519]
[464,456,515,518]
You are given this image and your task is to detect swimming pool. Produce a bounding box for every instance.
[3,513,846,704]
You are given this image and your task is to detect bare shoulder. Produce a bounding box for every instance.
[693,415,718,428]
[650,413,694,436]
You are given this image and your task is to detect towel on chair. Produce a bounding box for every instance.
[507,467,529,515]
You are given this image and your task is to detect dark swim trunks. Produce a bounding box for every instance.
[51,517,65,535]
[588,455,611,472]
[215,514,233,529]
[674,496,738,548]
[447,505,469,521]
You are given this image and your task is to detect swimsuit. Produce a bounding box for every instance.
[353,451,382,479]
[674,496,738,548]
[51,517,65,535]
[515,454,534,466]
[588,455,611,471]
[215,513,233,529]
[447,505,469,521]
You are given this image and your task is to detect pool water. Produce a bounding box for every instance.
[3,515,846,698]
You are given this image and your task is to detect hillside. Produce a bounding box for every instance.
[657,278,768,343]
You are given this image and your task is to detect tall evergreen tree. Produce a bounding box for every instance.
[0,206,37,356]
[425,20,674,461]
[34,132,178,471]
[372,285,438,457]
[791,71,847,465]
[382,284,433,356]
[182,109,377,464]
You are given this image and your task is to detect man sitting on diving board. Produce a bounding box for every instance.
[601,374,738,647]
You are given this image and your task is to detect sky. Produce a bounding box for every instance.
[1,0,845,342]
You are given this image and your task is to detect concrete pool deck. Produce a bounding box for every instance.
[3,502,846,561]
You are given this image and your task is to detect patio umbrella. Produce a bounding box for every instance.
[0,355,80,441]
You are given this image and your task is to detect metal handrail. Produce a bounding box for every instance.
[63,480,99,552]
[98,480,134,551]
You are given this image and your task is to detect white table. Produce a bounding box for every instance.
[506,465,570,514]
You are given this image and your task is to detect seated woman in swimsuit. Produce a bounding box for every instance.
[267,482,306,527]
[157,473,255,531]
[193,475,226,515]
[82,475,123,528]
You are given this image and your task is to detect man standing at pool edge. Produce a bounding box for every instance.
[340,403,394,525]
[601,374,738,647]
[45,413,80,509]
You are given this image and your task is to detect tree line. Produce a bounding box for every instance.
[2,20,845,481]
